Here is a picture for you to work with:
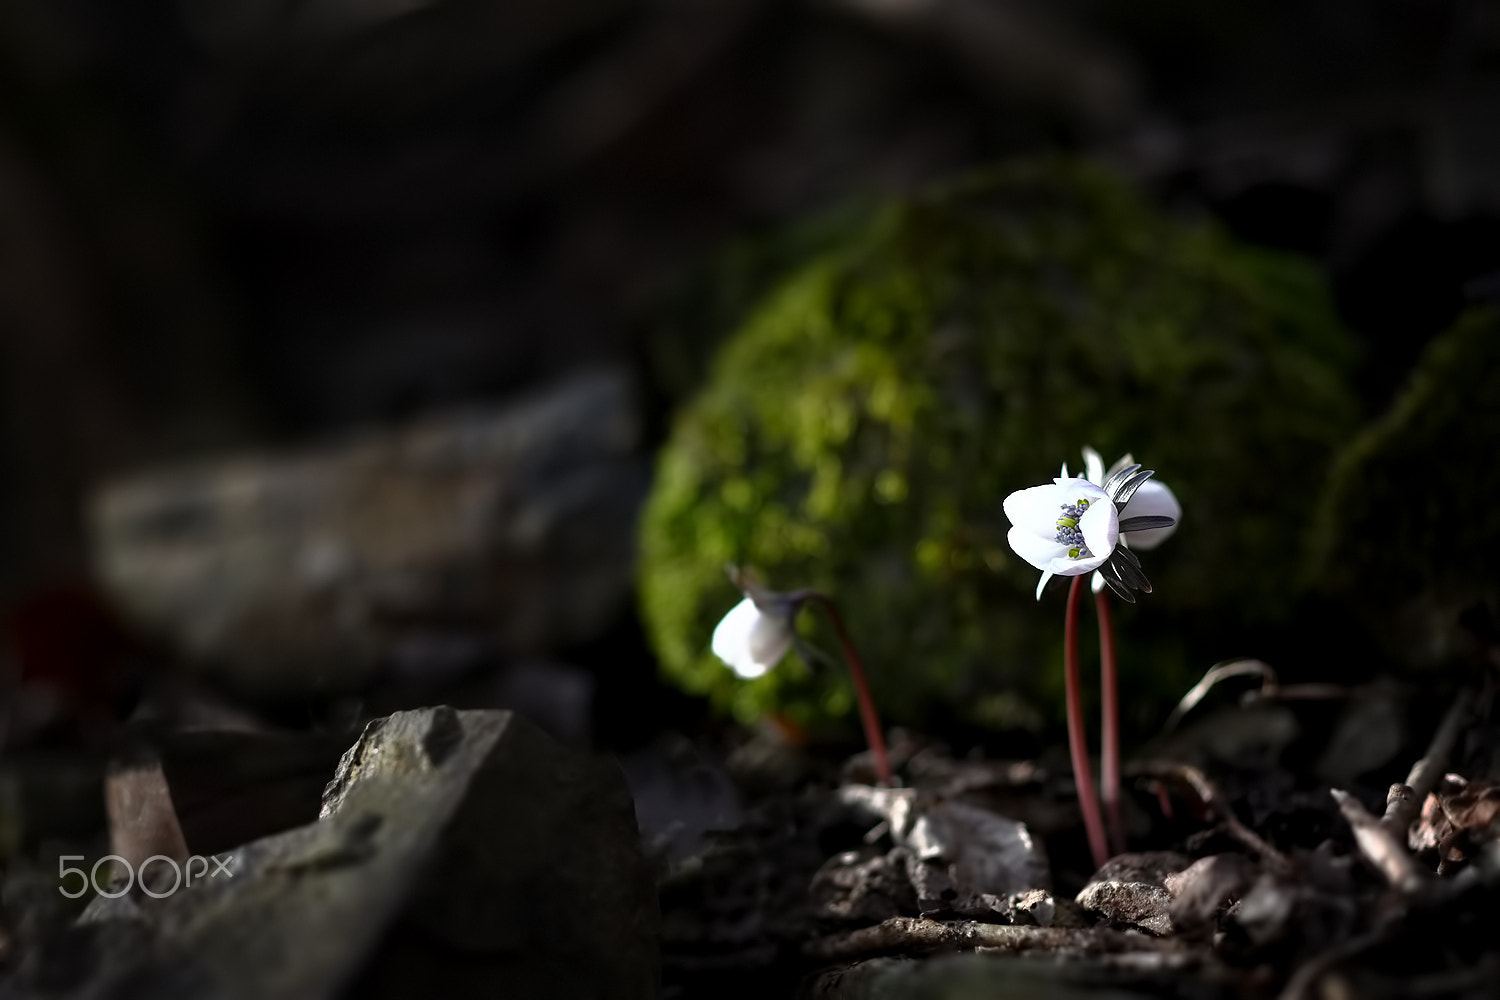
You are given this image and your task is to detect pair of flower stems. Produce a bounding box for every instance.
[1065,574,1126,869]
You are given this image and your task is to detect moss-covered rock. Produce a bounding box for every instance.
[639,158,1360,736]
[1308,307,1500,665]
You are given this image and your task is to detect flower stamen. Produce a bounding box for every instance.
[1056,500,1094,558]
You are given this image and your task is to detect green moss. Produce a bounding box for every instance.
[1308,308,1500,659]
[640,158,1360,734]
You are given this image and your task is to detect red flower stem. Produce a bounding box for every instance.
[1096,588,1126,855]
[1064,575,1109,869]
[806,594,893,787]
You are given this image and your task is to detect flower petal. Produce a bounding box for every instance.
[1004,481,1102,534]
[1007,524,1068,571]
[1118,479,1181,550]
[1010,525,1111,575]
[1090,570,1106,594]
[1082,446,1105,487]
[1078,493,1119,561]
[1034,569,1055,601]
[711,597,792,678]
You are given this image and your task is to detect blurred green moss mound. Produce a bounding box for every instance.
[640,158,1360,734]
[1309,308,1500,664]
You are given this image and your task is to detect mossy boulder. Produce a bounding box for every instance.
[639,159,1360,737]
[1308,307,1500,665]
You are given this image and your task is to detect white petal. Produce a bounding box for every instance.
[1034,569,1055,600]
[1091,571,1106,594]
[1004,482,1068,533]
[748,610,794,666]
[1060,477,1111,501]
[1007,525,1068,571]
[711,598,791,678]
[1009,524,1113,577]
[1078,494,1119,561]
[1053,549,1110,575]
[1119,479,1181,550]
[1082,446,1105,486]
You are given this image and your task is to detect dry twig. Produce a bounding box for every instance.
[804,916,1181,962]
[1132,761,1294,875]
[1331,789,1425,893]
[1380,689,1472,841]
[1162,660,1278,734]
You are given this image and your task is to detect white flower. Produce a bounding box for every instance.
[1004,477,1119,600]
[1006,450,1178,602]
[711,594,795,679]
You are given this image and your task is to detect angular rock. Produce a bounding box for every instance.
[906,801,1051,899]
[10,708,658,999]
[836,786,1051,904]
[89,371,646,698]
[1075,852,1192,937]
[1074,881,1174,937]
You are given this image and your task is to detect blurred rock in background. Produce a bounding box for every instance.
[89,370,644,703]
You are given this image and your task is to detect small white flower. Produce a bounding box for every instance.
[711,592,796,679]
[1006,451,1178,602]
[1004,477,1119,600]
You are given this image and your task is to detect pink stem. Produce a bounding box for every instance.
[807,595,893,787]
[1097,588,1126,855]
[1064,575,1109,870]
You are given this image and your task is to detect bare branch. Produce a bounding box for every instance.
[1133,761,1293,875]
[1332,789,1424,893]
[1381,689,1472,842]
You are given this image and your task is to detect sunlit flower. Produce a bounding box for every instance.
[1004,477,1118,599]
[1065,447,1182,595]
[1005,455,1177,602]
[711,581,797,679]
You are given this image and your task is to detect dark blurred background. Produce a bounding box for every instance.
[3,0,1500,749]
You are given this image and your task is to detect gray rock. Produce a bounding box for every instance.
[1074,880,1174,936]
[906,800,1051,898]
[14,708,658,999]
[836,787,1051,902]
[1075,852,1193,936]
[89,371,645,698]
